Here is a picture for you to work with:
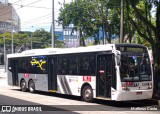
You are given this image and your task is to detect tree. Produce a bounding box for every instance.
[32,29,65,49]
[58,1,96,46]
[126,0,160,94]
[0,32,30,53]
[32,29,51,49]
[58,0,122,45]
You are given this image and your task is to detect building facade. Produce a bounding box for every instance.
[0,1,21,64]
[0,2,21,33]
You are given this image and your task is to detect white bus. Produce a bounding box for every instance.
[7,44,153,102]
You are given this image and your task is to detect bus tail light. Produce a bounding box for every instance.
[126,82,133,87]
[148,83,152,89]
[122,84,126,90]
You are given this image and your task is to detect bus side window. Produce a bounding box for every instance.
[68,57,78,75]
[57,57,68,75]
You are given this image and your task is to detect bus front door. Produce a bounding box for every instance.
[97,54,112,98]
[11,59,18,86]
[48,57,57,91]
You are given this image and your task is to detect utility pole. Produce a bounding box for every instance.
[3,29,6,72]
[51,0,55,48]
[31,26,33,49]
[11,25,14,53]
[11,5,14,53]
[31,33,33,49]
[64,0,65,5]
[120,0,124,43]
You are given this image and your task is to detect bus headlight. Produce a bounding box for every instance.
[122,84,130,91]
[122,84,126,90]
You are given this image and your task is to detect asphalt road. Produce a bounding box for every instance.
[0,94,79,114]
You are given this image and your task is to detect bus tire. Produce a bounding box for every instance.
[29,80,35,93]
[82,85,93,102]
[20,80,27,92]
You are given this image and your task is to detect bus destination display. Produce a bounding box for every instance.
[117,46,146,53]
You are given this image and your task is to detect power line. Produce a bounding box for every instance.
[25,0,43,6]
[0,0,44,18]
[21,10,60,25]
[22,16,52,25]
[23,22,61,26]
[0,0,25,12]
[13,0,25,4]
[13,3,52,9]
[22,13,51,24]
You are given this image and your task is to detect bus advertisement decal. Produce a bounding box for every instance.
[24,73,29,78]
[83,76,91,82]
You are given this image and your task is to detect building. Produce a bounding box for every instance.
[0,1,21,65]
[0,0,8,4]
[0,1,21,33]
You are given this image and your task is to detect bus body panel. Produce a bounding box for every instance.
[121,81,153,101]
[8,70,13,86]
[111,88,122,101]
[18,73,48,91]
[57,75,96,98]
[122,90,152,101]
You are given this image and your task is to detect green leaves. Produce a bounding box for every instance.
[0,29,66,51]
[58,0,123,44]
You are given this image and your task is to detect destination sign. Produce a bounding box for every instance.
[116,46,147,53]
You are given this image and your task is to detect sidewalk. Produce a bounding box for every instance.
[0,68,7,86]
[0,68,7,78]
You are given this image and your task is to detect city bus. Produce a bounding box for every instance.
[7,44,153,102]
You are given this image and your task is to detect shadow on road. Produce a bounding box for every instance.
[0,94,80,114]
[10,88,160,109]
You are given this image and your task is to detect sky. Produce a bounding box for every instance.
[9,0,72,32]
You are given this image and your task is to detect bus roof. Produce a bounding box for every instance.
[7,44,116,58]
[115,43,147,48]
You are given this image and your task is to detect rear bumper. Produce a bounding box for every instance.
[121,90,153,101]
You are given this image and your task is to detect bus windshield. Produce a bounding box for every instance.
[120,53,152,82]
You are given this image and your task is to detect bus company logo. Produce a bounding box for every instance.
[30,59,46,70]
[1,106,12,112]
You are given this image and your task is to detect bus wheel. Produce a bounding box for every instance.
[20,80,27,92]
[29,80,35,93]
[82,86,93,102]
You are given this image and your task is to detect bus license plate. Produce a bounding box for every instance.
[136,92,142,95]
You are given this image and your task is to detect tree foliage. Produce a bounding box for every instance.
[126,0,160,73]
[0,32,30,52]
[32,28,66,48]
[58,0,123,45]
[32,29,51,49]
